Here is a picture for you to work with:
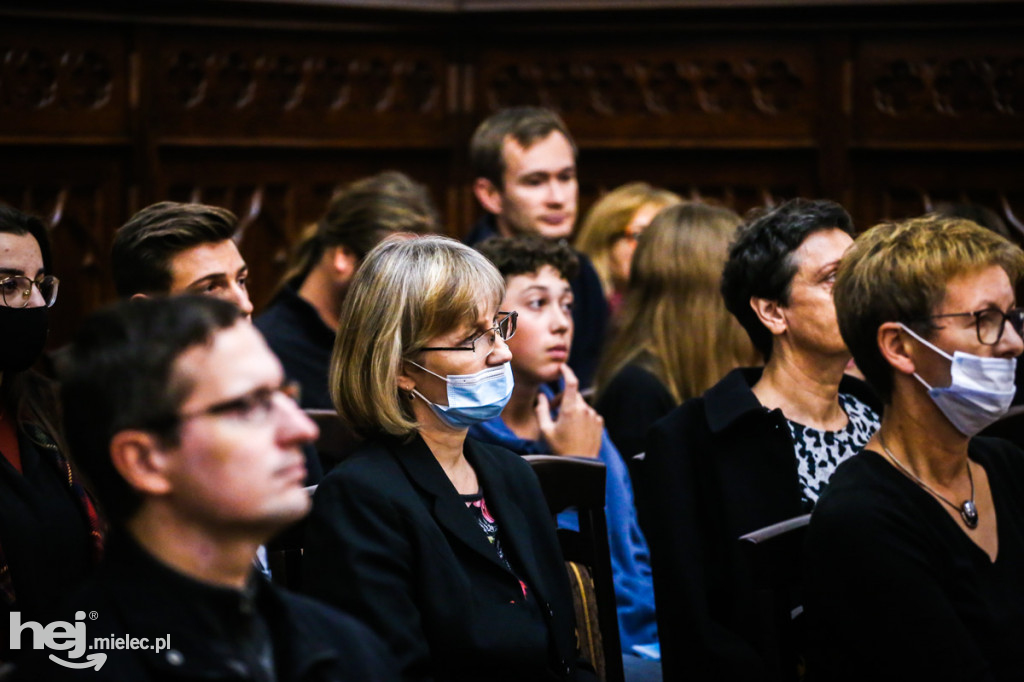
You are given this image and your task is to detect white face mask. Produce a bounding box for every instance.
[900,323,1017,436]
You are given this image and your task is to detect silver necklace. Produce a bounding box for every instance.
[879,435,978,530]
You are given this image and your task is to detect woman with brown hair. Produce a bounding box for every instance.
[593,202,760,459]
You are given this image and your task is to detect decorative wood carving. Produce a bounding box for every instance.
[476,45,817,143]
[145,32,451,144]
[0,29,128,138]
[856,41,1024,143]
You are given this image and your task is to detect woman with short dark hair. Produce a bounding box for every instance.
[639,198,881,681]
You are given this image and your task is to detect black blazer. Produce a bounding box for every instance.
[638,367,881,682]
[302,434,580,682]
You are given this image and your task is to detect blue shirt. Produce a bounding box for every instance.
[469,385,659,657]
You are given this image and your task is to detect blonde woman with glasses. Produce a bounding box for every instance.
[302,236,591,682]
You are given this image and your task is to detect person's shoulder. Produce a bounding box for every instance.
[970,436,1024,481]
[811,451,905,529]
[273,585,378,642]
[467,436,535,475]
[267,587,398,680]
[316,439,405,494]
[604,362,666,394]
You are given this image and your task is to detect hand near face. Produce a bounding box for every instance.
[534,364,603,458]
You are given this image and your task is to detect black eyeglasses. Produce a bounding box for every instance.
[926,307,1024,346]
[0,274,59,308]
[421,311,518,353]
[175,381,302,425]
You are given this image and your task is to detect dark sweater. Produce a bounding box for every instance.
[594,362,675,461]
[805,438,1024,682]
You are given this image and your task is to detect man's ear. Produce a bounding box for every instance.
[473,177,503,216]
[109,430,174,497]
[330,245,360,284]
[878,321,917,376]
[750,296,788,336]
[129,293,150,302]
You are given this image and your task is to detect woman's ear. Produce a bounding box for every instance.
[750,296,787,336]
[878,322,917,376]
[109,430,174,497]
[397,360,417,393]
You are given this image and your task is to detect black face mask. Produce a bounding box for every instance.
[0,305,49,373]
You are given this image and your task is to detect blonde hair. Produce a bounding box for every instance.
[595,203,760,405]
[835,214,1024,403]
[575,182,682,296]
[330,235,505,437]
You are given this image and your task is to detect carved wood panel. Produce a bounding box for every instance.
[851,151,1024,246]
[474,40,819,145]
[140,26,455,146]
[855,37,1024,145]
[0,24,130,141]
[0,153,127,347]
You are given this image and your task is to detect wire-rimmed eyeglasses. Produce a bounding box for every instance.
[421,311,518,353]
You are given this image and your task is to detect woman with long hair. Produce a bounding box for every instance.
[593,202,760,459]
[575,182,681,317]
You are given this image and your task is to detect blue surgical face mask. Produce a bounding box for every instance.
[407,361,514,429]
[899,323,1017,436]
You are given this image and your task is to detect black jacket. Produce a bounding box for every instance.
[638,367,882,682]
[302,434,580,682]
[7,532,395,681]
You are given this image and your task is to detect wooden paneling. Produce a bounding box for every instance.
[2,1,1024,347]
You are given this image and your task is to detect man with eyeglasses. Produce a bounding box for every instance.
[7,295,396,681]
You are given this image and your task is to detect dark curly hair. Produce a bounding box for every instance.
[721,198,854,360]
[475,235,579,282]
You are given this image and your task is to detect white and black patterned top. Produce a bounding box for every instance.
[788,393,880,507]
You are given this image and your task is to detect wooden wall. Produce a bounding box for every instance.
[2,1,1023,346]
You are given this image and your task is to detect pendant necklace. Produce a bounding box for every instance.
[879,435,978,530]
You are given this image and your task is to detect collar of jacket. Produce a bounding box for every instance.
[386,433,554,608]
[704,366,882,435]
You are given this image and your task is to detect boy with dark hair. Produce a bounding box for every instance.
[7,296,395,680]
[112,201,253,318]
[474,235,660,671]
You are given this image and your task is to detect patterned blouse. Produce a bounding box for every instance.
[787,393,880,508]
[461,492,529,599]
